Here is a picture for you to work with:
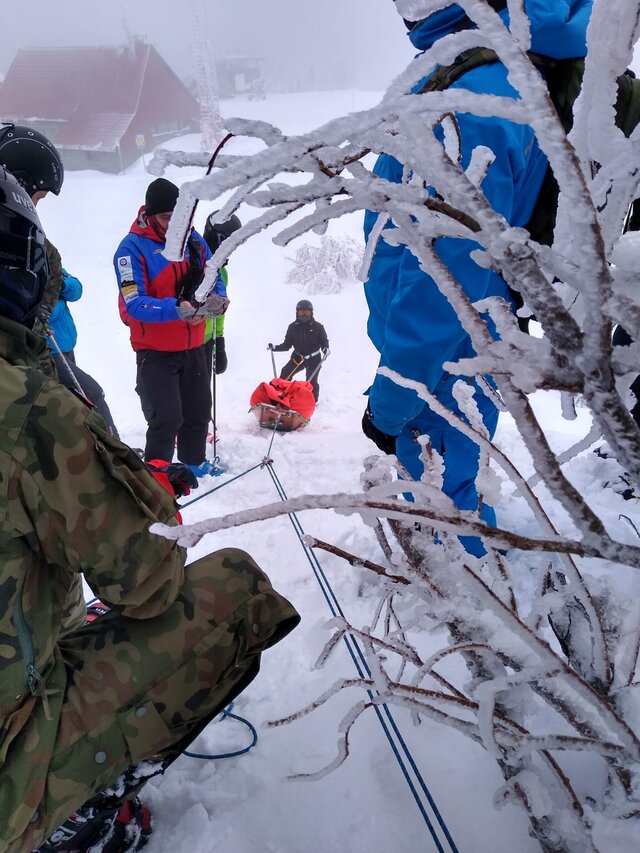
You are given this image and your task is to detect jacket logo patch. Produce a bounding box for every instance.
[117,255,133,283]
[121,283,138,302]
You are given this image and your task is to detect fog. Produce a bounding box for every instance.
[0,0,411,92]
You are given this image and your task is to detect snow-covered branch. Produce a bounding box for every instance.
[153,1,640,846]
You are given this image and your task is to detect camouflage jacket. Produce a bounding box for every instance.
[32,238,64,377]
[0,314,186,741]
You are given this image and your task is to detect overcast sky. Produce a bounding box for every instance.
[3,2,638,90]
[0,0,411,91]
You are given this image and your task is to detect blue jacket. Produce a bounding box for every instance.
[48,269,82,356]
[364,0,592,437]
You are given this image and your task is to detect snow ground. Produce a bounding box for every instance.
[39,90,640,853]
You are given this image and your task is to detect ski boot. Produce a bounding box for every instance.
[85,599,110,624]
[34,797,152,852]
[185,458,224,478]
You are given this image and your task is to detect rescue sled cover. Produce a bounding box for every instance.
[249,378,316,431]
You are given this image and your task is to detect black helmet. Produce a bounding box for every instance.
[296,299,313,322]
[0,167,49,326]
[203,211,242,254]
[0,124,64,197]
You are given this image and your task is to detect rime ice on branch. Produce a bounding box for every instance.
[151,2,640,849]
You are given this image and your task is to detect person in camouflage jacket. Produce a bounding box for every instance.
[0,169,300,852]
[0,124,120,439]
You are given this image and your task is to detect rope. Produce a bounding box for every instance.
[175,428,458,851]
[179,459,269,508]
[179,405,283,510]
[263,460,458,853]
[183,703,258,760]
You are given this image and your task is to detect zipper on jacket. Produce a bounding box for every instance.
[13,573,45,700]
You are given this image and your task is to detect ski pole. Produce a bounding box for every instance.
[45,327,90,401]
[212,336,218,460]
[270,346,277,378]
[306,348,330,384]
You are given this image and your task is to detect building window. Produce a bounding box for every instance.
[152,120,190,137]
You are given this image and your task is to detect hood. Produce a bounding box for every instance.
[130,205,165,243]
[407,0,593,59]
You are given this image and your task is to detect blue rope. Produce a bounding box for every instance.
[179,411,282,510]
[184,703,258,760]
[179,459,269,508]
[172,436,458,852]
[264,460,459,853]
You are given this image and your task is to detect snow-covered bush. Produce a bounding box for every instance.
[285,234,363,294]
[153,1,640,849]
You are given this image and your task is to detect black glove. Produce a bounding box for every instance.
[214,336,228,374]
[148,462,199,497]
[362,404,397,455]
[177,235,206,303]
[267,343,275,351]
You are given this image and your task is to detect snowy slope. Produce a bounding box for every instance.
[37,90,639,853]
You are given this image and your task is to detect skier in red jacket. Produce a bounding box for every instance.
[114,178,229,477]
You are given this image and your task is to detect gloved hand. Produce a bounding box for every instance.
[362,403,397,455]
[214,336,228,374]
[199,293,230,318]
[37,302,53,323]
[147,461,199,497]
[267,343,275,351]
[176,301,197,321]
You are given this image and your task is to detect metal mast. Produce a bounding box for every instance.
[191,0,224,153]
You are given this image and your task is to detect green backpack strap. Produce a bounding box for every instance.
[414,46,640,308]
[416,47,500,95]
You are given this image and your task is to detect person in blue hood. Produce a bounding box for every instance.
[362,0,592,555]
[47,268,120,439]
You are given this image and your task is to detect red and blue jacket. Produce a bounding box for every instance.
[114,207,226,352]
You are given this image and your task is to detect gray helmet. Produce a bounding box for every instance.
[0,166,49,326]
[0,124,64,196]
[296,299,313,322]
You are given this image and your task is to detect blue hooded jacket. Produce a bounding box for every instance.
[364,0,592,437]
[48,269,82,356]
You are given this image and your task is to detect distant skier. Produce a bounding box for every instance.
[268,300,329,402]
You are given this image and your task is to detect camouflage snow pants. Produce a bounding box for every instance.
[1,549,300,852]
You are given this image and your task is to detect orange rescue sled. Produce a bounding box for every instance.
[249,377,316,432]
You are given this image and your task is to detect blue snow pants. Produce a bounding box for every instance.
[395,377,499,557]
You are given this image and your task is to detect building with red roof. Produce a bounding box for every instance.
[0,39,200,172]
